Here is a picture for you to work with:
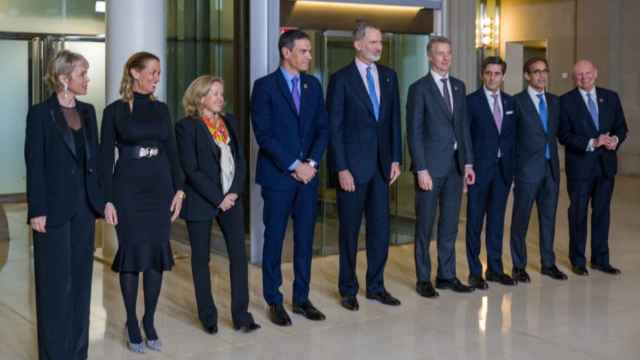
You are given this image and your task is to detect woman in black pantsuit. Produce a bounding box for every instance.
[176,75,260,334]
[100,52,184,353]
[25,50,104,360]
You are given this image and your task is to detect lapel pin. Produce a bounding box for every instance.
[599,98,604,103]
[303,83,308,89]
[453,86,459,92]
[386,77,390,83]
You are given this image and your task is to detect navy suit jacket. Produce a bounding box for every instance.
[558,87,628,180]
[251,69,329,190]
[327,61,402,183]
[467,88,516,185]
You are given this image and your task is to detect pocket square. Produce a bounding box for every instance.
[506,110,514,115]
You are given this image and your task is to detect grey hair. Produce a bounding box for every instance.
[426,36,452,54]
[353,21,380,42]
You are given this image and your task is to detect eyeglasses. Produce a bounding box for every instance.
[529,69,550,75]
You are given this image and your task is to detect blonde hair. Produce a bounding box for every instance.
[119,51,160,102]
[182,75,224,117]
[45,50,89,92]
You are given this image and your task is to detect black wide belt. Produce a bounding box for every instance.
[119,145,161,159]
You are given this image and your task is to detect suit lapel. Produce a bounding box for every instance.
[479,90,499,134]
[520,93,546,135]
[47,95,77,159]
[275,70,299,118]
[77,103,93,162]
[347,62,376,120]
[571,89,598,133]
[596,88,608,131]
[195,117,221,159]
[425,74,452,119]
[378,65,393,123]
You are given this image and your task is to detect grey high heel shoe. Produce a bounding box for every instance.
[145,338,163,351]
[124,326,145,354]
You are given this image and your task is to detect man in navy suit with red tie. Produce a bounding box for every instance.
[465,57,517,290]
[558,60,628,276]
[251,30,329,326]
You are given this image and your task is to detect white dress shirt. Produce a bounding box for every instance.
[527,85,546,112]
[355,57,381,103]
[485,86,502,158]
[431,70,457,150]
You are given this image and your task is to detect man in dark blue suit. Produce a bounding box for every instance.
[250,30,329,326]
[327,22,402,311]
[465,57,517,290]
[558,60,628,276]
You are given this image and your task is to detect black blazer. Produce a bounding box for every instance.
[558,87,628,180]
[24,94,104,226]
[466,88,517,185]
[513,89,561,183]
[175,114,246,221]
[327,61,402,183]
[406,73,473,177]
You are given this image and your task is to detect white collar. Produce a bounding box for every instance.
[431,70,450,82]
[527,85,545,98]
[484,86,500,99]
[578,87,597,98]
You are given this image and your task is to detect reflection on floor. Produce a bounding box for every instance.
[1,176,640,359]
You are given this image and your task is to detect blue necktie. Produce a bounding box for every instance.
[586,92,599,130]
[291,76,301,114]
[536,93,551,159]
[366,66,380,121]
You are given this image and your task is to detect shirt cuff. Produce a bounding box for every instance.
[288,160,301,171]
[586,139,595,152]
[306,159,318,168]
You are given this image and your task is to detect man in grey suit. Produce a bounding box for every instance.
[407,36,476,298]
[510,57,568,282]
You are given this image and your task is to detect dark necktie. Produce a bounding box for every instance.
[586,92,599,130]
[441,78,453,114]
[291,76,301,114]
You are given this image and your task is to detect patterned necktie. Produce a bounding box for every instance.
[441,78,453,114]
[366,66,380,121]
[492,93,502,133]
[586,92,599,130]
[536,93,551,159]
[291,76,301,114]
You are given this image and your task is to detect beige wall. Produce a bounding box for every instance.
[500,0,576,95]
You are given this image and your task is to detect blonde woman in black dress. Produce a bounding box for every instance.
[100,52,184,353]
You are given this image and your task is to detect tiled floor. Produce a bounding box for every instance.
[1,176,639,359]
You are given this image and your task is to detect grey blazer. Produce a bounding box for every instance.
[513,90,561,183]
[406,73,473,178]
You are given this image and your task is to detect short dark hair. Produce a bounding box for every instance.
[278,29,310,60]
[481,56,507,74]
[426,35,452,54]
[523,57,549,74]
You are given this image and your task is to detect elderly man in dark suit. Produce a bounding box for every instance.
[327,21,402,311]
[558,60,628,276]
[510,57,567,282]
[407,36,476,298]
[465,56,517,290]
[251,29,329,326]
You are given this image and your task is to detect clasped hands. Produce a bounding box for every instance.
[291,161,317,184]
[593,132,618,151]
[416,165,475,192]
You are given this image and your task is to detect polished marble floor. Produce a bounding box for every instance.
[1,176,640,359]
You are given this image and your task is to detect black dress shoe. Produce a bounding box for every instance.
[366,290,401,306]
[468,275,488,290]
[541,265,568,280]
[203,323,218,334]
[292,301,326,321]
[591,263,621,275]
[571,265,589,276]
[485,271,516,286]
[416,281,439,298]
[268,304,292,326]
[234,322,261,333]
[435,277,474,293]
[512,268,531,283]
[340,296,359,311]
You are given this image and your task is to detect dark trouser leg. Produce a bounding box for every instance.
[466,172,491,277]
[414,179,441,283]
[510,179,539,269]
[291,183,318,305]
[436,169,463,280]
[119,272,142,343]
[33,222,73,360]
[364,170,390,295]
[217,203,253,327]
[186,220,217,326]
[337,181,366,298]
[142,269,163,341]
[567,178,591,267]
[591,174,615,266]
[536,164,559,268]
[485,170,511,274]
[261,188,295,305]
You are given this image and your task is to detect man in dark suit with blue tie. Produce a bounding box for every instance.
[465,57,517,290]
[558,60,628,276]
[327,22,402,311]
[407,36,476,298]
[510,57,568,282]
[250,30,329,326]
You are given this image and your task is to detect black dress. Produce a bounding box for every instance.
[101,92,184,273]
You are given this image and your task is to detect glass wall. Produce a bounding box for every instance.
[0,0,105,34]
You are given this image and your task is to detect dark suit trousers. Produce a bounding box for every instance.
[510,162,559,269]
[567,162,614,267]
[337,169,390,297]
[33,196,95,360]
[186,203,252,328]
[465,162,511,276]
[261,183,317,305]
[414,163,463,282]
